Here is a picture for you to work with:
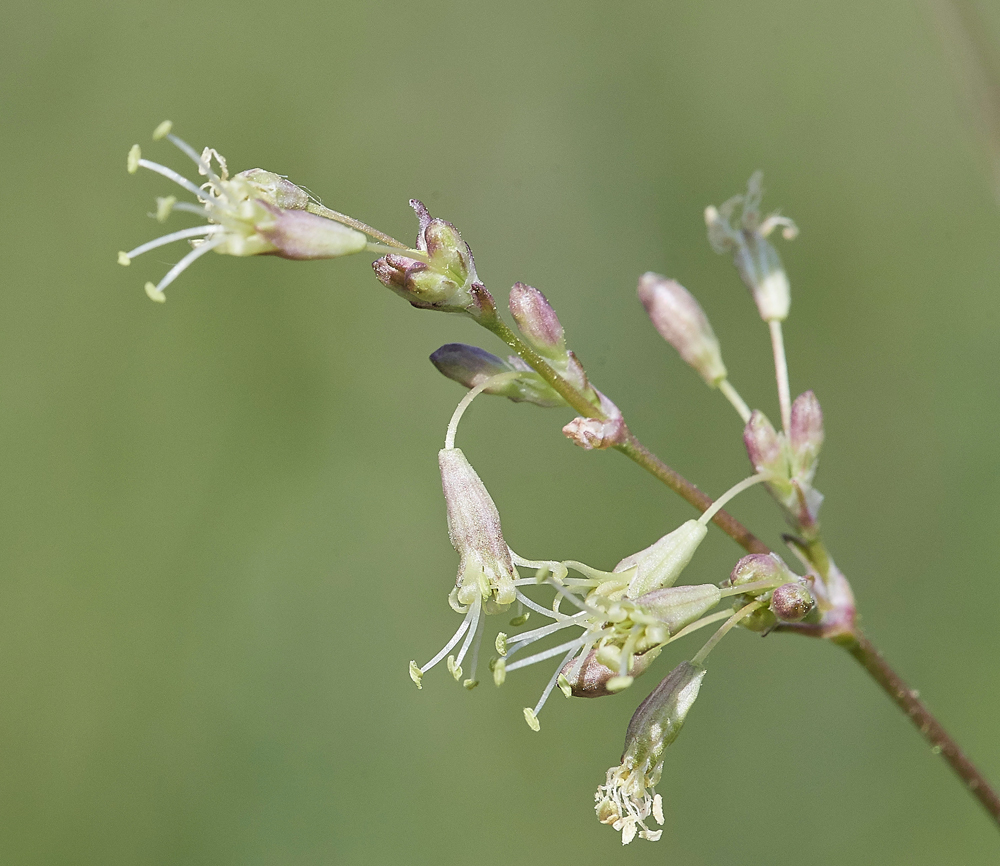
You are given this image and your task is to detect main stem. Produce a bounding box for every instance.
[475,302,1000,830]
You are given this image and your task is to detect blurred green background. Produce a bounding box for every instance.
[2,0,999,863]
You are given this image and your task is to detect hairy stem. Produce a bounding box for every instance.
[842,630,1000,829]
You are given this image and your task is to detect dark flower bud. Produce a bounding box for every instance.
[509,282,567,359]
[429,344,566,408]
[727,552,793,588]
[743,411,786,478]
[559,647,660,698]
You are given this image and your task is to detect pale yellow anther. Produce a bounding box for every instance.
[606,675,634,692]
[117,252,131,266]
[652,794,664,825]
[523,707,540,731]
[408,660,423,689]
[152,120,173,141]
[495,632,508,656]
[155,195,177,223]
[492,658,506,687]
[463,678,479,690]
[509,612,529,627]
[557,674,572,698]
[596,645,620,669]
[447,655,463,682]
[127,144,141,174]
[144,282,166,303]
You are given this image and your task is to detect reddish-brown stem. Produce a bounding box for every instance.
[842,630,1000,828]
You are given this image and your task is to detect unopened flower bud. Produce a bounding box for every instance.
[727,552,794,588]
[636,584,722,634]
[789,390,824,479]
[770,582,816,623]
[743,411,786,478]
[637,273,727,386]
[429,344,566,408]
[615,519,708,599]
[509,282,567,359]
[439,447,517,609]
[595,661,706,844]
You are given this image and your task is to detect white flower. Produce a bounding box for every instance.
[119,121,369,302]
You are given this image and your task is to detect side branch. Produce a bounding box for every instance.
[842,631,1000,828]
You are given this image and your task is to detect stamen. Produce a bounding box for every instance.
[504,612,589,660]
[143,236,223,302]
[137,159,215,203]
[166,133,225,190]
[513,588,570,620]
[504,637,585,673]
[453,596,483,667]
[419,608,473,673]
[528,643,584,725]
[122,225,221,261]
[152,120,173,141]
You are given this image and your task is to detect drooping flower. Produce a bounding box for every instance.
[595,661,706,844]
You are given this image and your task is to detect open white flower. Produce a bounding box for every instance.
[119,121,371,302]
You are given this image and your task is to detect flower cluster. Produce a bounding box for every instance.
[120,141,849,845]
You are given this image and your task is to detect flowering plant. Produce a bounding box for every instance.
[120,123,1000,844]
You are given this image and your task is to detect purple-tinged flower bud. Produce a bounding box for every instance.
[430,344,567,408]
[614,519,708,599]
[743,411,787,478]
[789,390,824,479]
[562,391,626,450]
[595,661,706,844]
[637,273,727,386]
[372,200,480,313]
[636,584,722,634]
[727,552,794,588]
[770,582,816,623]
[509,282,567,359]
[559,647,660,698]
[439,447,517,609]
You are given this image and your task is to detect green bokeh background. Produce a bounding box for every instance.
[2,1,998,863]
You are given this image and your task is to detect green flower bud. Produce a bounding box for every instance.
[614,519,708,599]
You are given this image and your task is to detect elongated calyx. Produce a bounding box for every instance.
[439,447,517,609]
[638,273,728,386]
[614,519,708,599]
[595,661,706,844]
